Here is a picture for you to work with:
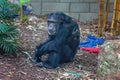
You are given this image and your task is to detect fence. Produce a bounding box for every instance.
[30,0,114,23]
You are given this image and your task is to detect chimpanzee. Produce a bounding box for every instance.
[32,12,80,69]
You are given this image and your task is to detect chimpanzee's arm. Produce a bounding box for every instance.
[38,26,69,52]
[37,35,55,48]
[54,26,69,46]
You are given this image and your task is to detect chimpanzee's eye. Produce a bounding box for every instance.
[48,21,57,26]
[53,22,57,26]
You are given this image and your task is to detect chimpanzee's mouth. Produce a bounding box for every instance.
[48,30,56,35]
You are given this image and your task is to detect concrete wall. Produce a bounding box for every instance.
[30,0,114,23]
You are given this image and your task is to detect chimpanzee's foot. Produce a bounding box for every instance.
[36,62,55,69]
[32,58,41,64]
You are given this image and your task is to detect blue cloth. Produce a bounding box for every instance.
[78,34,105,48]
[10,14,19,18]
[22,4,31,15]
[3,8,19,18]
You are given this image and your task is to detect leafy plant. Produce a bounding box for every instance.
[0,23,20,54]
[0,0,20,55]
[0,0,20,19]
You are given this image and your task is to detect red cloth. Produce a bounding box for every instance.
[81,47,100,54]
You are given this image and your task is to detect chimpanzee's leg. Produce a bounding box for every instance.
[60,45,74,64]
[32,36,54,64]
[32,46,49,64]
[32,46,41,64]
[48,52,60,68]
[36,52,60,69]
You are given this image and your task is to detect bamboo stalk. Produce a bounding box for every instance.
[116,0,120,35]
[97,0,104,37]
[103,0,110,31]
[114,0,118,35]
[111,0,117,36]
[20,4,23,21]
[116,1,118,35]
[118,0,120,35]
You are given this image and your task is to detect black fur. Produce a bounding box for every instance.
[32,12,80,69]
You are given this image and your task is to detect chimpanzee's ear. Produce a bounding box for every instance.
[60,13,72,23]
[64,14,72,23]
[47,13,53,19]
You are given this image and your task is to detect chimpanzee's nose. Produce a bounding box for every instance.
[48,26,53,30]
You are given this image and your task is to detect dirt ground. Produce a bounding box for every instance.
[0,16,119,80]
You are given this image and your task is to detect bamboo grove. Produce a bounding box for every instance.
[97,0,120,37]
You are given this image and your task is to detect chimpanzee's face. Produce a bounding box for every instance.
[47,17,58,35]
